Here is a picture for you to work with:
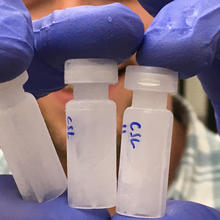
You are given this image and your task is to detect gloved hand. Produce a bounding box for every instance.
[136,0,220,132]
[24,3,144,98]
[0,0,34,82]
[0,175,110,220]
[112,200,220,220]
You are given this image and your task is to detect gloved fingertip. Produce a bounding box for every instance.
[0,0,34,82]
[33,3,144,68]
[0,175,15,187]
[24,53,65,98]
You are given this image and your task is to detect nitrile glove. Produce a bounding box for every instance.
[0,0,34,82]
[0,175,110,220]
[112,200,220,220]
[24,3,144,98]
[136,0,220,132]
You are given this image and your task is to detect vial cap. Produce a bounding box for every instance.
[0,72,28,91]
[65,59,118,84]
[125,66,178,94]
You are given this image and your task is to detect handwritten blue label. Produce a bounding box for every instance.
[67,116,75,139]
[122,124,127,134]
[122,121,142,149]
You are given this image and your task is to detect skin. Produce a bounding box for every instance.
[23,0,187,216]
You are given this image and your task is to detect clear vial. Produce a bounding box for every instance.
[65,59,118,209]
[0,72,67,202]
[117,66,178,218]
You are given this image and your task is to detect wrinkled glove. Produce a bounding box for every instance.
[0,175,110,220]
[137,0,220,132]
[112,200,220,220]
[24,3,144,98]
[0,0,34,82]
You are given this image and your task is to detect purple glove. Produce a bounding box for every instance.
[24,3,144,98]
[137,0,220,132]
[0,175,110,220]
[112,200,220,220]
[0,0,34,82]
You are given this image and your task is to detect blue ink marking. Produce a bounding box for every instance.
[129,122,142,149]
[67,116,72,124]
[67,125,74,130]
[122,121,142,148]
[67,132,75,136]
[67,116,75,139]
[130,122,141,131]
[130,139,140,149]
[122,124,127,134]
[130,132,141,138]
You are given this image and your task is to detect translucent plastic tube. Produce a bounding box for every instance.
[117,66,178,218]
[65,59,118,209]
[0,72,67,202]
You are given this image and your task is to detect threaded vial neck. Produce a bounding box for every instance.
[132,91,167,109]
[73,83,108,100]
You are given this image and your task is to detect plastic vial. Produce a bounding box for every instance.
[117,66,178,218]
[0,72,67,203]
[65,59,118,209]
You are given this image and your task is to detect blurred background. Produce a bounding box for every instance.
[179,77,217,133]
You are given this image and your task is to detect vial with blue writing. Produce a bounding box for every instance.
[65,59,118,209]
[116,66,178,218]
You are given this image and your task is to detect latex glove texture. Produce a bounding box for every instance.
[0,0,34,82]
[137,0,220,131]
[24,3,144,98]
[0,175,110,220]
[112,200,220,220]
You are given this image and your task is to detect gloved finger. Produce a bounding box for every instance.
[33,3,144,68]
[212,101,220,133]
[25,3,144,98]
[0,175,110,220]
[24,51,64,98]
[198,58,220,132]
[198,59,220,106]
[0,0,34,82]
[136,0,220,79]
[138,0,173,17]
[112,200,220,220]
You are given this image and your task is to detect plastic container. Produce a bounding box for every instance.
[65,59,118,209]
[0,72,67,202]
[116,66,178,218]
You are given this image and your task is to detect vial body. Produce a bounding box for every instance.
[117,107,173,218]
[66,99,117,209]
[0,92,67,202]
